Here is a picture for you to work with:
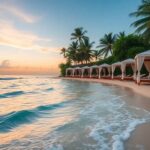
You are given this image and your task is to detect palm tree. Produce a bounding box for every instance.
[130,0,150,38]
[67,41,79,64]
[60,47,67,58]
[79,38,95,64]
[93,50,102,61]
[117,31,126,39]
[97,33,116,58]
[71,27,88,44]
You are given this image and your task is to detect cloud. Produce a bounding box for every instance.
[0,3,38,23]
[0,21,59,52]
[0,60,11,68]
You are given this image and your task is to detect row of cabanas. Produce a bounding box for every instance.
[66,50,150,85]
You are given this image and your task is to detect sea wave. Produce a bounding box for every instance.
[44,88,54,91]
[0,91,24,98]
[0,101,67,132]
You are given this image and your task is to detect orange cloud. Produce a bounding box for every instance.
[0,4,38,23]
[0,21,60,52]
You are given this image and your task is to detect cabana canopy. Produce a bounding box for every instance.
[82,66,90,69]
[99,63,111,68]
[66,68,74,76]
[90,65,99,78]
[74,67,82,70]
[111,62,121,79]
[74,67,82,76]
[121,59,136,80]
[135,50,150,83]
[66,67,73,71]
[90,65,98,68]
[81,66,90,77]
[99,63,111,78]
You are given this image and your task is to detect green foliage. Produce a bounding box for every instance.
[127,47,146,58]
[71,27,88,44]
[97,33,116,58]
[60,27,95,65]
[113,34,149,61]
[59,27,150,76]
[130,0,150,39]
[59,63,70,77]
[96,56,115,65]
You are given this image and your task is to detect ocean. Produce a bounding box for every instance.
[0,75,150,150]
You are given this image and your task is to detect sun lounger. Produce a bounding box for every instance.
[138,74,150,85]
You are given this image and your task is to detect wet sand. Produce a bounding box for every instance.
[62,77,150,98]
[125,123,150,150]
[62,77,150,149]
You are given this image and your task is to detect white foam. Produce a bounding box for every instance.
[48,144,64,150]
[112,119,146,150]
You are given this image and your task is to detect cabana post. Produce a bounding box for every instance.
[111,62,121,79]
[66,68,74,77]
[99,64,111,79]
[74,67,82,77]
[90,65,99,78]
[81,66,90,78]
[135,50,150,84]
[121,59,136,80]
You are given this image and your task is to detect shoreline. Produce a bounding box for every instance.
[62,77,150,149]
[62,77,150,98]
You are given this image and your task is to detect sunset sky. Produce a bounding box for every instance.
[0,0,141,75]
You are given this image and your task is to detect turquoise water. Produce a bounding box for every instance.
[0,76,150,150]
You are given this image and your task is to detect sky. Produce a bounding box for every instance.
[0,0,141,75]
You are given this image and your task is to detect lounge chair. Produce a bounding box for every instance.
[113,75,122,80]
[101,75,112,79]
[138,74,150,85]
[122,74,134,81]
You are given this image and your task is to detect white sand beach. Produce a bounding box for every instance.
[62,77,150,149]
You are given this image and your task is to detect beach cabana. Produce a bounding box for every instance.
[74,67,82,77]
[135,50,150,84]
[111,62,122,79]
[121,59,136,80]
[99,64,111,79]
[90,65,99,78]
[81,66,90,78]
[66,68,74,77]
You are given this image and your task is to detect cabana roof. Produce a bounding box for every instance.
[82,66,90,69]
[74,67,81,70]
[100,63,110,68]
[66,67,74,70]
[112,62,121,66]
[135,50,150,59]
[121,59,135,64]
[90,65,98,68]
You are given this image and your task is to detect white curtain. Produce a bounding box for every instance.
[90,68,92,78]
[121,63,126,80]
[144,61,150,79]
[136,56,145,83]
[131,64,136,80]
[99,67,102,78]
[81,69,84,78]
[111,65,116,79]
[66,69,68,76]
